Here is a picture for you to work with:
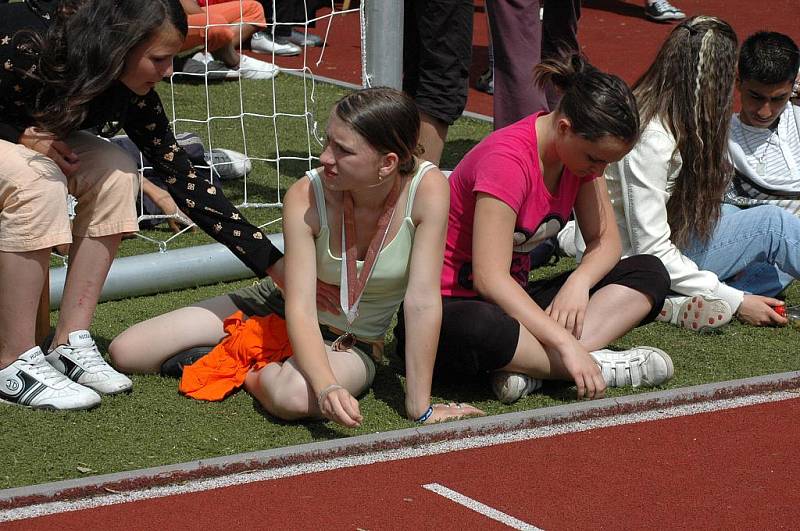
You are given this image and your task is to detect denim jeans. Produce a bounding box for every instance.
[683,204,799,296]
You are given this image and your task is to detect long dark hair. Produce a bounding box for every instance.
[22,0,187,138]
[334,87,422,175]
[632,16,738,248]
[533,53,640,145]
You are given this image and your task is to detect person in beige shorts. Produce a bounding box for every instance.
[0,0,288,411]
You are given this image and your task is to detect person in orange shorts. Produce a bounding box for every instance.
[179,0,279,80]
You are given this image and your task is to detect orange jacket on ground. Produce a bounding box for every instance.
[179,311,293,401]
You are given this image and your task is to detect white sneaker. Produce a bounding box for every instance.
[590,347,674,388]
[205,148,252,180]
[250,31,301,56]
[556,220,578,258]
[0,347,101,410]
[491,371,543,404]
[46,331,132,395]
[236,54,280,80]
[190,52,238,79]
[656,295,732,332]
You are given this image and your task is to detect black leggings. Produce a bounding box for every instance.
[395,255,669,380]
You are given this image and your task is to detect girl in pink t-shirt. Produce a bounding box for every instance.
[398,54,674,403]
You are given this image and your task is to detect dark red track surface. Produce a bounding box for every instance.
[6,397,800,530]
[270,1,799,118]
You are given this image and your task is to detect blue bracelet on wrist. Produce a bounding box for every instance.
[415,405,434,423]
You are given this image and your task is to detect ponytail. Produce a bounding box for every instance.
[534,53,639,144]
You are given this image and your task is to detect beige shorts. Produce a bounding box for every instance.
[0,131,139,252]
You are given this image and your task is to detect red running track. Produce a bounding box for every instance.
[270,1,800,118]
[5,396,800,530]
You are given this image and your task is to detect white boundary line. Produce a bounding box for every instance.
[423,483,542,530]
[1,390,797,523]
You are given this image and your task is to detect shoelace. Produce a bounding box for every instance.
[210,152,233,166]
[23,358,68,384]
[63,344,108,370]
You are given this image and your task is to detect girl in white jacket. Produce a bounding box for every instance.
[565,16,800,329]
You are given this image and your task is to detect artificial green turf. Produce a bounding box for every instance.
[5,76,800,490]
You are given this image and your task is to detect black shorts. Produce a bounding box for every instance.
[402,0,473,125]
[395,254,669,379]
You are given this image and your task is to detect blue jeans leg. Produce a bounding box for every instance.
[683,204,800,295]
[725,262,794,297]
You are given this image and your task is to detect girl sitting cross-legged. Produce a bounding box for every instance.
[395,54,675,405]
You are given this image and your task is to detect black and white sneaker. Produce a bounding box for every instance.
[46,331,132,395]
[0,347,101,410]
[644,0,686,21]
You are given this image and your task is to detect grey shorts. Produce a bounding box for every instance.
[228,278,376,385]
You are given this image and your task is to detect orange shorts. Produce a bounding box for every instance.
[182,1,267,52]
[0,132,139,252]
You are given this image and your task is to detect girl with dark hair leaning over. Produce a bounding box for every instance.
[396,53,674,406]
[0,0,286,411]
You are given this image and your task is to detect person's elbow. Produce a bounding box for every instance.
[472,264,503,299]
[404,288,441,319]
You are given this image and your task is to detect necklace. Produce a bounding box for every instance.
[330,178,401,352]
[754,133,775,177]
[739,118,780,177]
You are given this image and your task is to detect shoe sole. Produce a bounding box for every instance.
[0,396,101,411]
[81,381,133,395]
[645,13,686,21]
[677,296,732,332]
[250,48,301,57]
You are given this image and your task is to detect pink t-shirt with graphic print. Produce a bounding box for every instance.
[441,112,596,297]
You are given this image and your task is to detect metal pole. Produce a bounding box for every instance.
[48,234,284,310]
[364,0,403,89]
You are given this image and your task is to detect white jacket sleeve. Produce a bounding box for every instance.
[617,127,745,312]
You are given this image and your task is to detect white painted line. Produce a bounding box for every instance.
[2,391,796,523]
[423,483,542,530]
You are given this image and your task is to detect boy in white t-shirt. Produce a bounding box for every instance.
[727,31,800,215]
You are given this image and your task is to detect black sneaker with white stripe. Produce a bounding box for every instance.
[644,0,686,21]
[0,347,101,410]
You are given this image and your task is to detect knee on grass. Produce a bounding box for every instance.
[255,366,313,421]
[108,335,149,374]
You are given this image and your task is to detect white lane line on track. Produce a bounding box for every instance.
[2,390,797,523]
[423,483,542,530]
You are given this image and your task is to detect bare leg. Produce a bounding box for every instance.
[211,43,242,68]
[0,249,49,367]
[212,24,261,68]
[109,294,239,374]
[500,284,653,379]
[50,234,121,349]
[578,284,652,351]
[244,346,371,421]
[418,111,448,166]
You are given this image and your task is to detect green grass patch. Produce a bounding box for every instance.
[6,77,799,490]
